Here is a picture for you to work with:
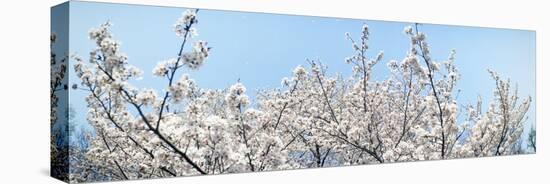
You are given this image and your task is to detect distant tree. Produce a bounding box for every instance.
[528,126,536,152]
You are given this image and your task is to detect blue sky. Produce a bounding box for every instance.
[61,1,536,143]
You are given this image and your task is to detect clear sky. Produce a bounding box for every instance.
[62,1,536,144]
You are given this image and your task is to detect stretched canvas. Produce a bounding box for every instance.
[51,1,536,183]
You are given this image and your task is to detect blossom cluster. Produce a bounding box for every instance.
[174,10,198,38]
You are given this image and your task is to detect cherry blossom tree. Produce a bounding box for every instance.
[69,9,533,182]
[51,33,70,181]
[457,70,532,157]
